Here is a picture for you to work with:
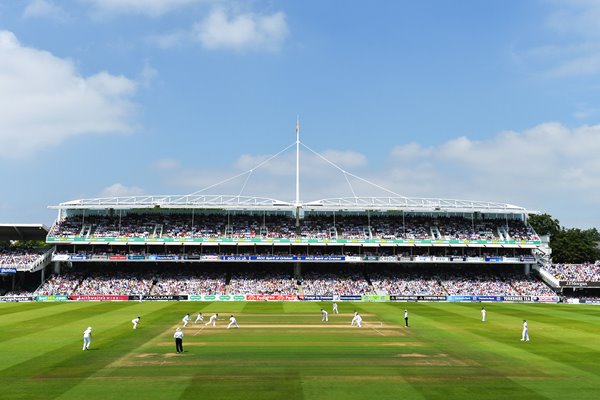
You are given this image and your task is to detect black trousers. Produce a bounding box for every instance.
[405,317,409,327]
[175,338,183,353]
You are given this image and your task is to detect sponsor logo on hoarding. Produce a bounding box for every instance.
[0,296,33,302]
[339,295,362,301]
[0,268,17,274]
[484,257,503,262]
[414,256,432,262]
[142,295,187,301]
[475,296,504,302]
[389,295,446,301]
[245,294,298,301]
[70,295,129,301]
[503,296,529,302]
[301,256,345,261]
[532,296,560,303]
[36,295,68,302]
[560,281,600,288]
[447,295,475,302]
[362,295,390,302]
[300,295,334,301]
[363,256,379,261]
[221,256,250,261]
[253,256,295,261]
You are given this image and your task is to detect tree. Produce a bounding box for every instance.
[528,213,560,237]
[529,214,599,263]
[548,228,600,264]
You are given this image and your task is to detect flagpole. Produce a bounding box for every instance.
[295,116,300,207]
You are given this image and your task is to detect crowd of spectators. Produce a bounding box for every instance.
[544,262,600,282]
[152,271,226,295]
[48,214,540,241]
[370,269,446,295]
[228,269,297,295]
[73,271,154,296]
[438,271,519,296]
[300,270,371,295]
[510,275,556,296]
[0,247,47,266]
[35,273,82,295]
[2,265,558,297]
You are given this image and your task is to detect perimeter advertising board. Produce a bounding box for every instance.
[560,281,600,288]
[389,295,446,302]
[69,295,129,301]
[0,296,33,302]
[36,295,68,302]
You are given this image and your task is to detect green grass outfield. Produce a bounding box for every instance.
[1,301,599,400]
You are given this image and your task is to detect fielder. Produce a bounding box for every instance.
[194,312,204,324]
[227,315,239,329]
[321,309,329,322]
[132,316,140,329]
[354,313,362,328]
[521,320,530,341]
[351,312,362,327]
[332,302,339,314]
[404,309,409,327]
[82,326,92,351]
[350,311,358,326]
[481,307,486,322]
[182,313,190,327]
[205,313,218,326]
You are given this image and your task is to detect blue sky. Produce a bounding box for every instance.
[0,0,599,229]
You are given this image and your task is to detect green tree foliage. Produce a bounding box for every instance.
[529,214,600,263]
[528,213,560,237]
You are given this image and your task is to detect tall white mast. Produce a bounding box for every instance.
[295,116,300,207]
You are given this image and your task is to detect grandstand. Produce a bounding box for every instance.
[1,130,569,301]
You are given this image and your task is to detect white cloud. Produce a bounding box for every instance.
[139,60,158,87]
[150,31,189,49]
[193,8,288,52]
[98,183,146,197]
[0,30,138,159]
[388,122,600,226]
[545,0,600,38]
[23,0,67,20]
[516,1,600,79]
[154,158,181,170]
[85,0,202,17]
